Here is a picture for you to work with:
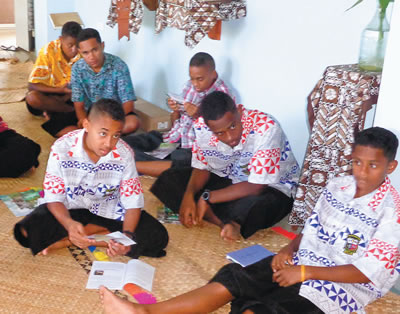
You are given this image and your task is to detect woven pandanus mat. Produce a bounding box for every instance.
[0,59,33,104]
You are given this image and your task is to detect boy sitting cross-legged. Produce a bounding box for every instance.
[99,126,400,313]
[128,52,236,177]
[14,98,168,259]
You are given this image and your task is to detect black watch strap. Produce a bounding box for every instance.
[123,230,135,239]
[201,189,211,204]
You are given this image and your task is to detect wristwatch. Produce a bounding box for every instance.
[201,189,211,204]
[123,230,135,240]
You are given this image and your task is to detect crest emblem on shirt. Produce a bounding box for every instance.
[344,234,361,255]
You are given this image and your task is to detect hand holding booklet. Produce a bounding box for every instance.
[226,245,275,267]
[87,231,136,246]
[86,259,155,291]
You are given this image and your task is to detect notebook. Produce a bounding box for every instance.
[226,244,275,267]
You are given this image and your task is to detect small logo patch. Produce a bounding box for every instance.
[344,234,361,255]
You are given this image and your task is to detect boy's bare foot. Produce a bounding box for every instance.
[220,222,241,241]
[43,111,50,121]
[37,238,72,256]
[99,285,148,314]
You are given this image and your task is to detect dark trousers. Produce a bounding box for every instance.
[26,101,77,137]
[151,168,293,238]
[210,256,323,314]
[0,130,41,178]
[14,204,169,258]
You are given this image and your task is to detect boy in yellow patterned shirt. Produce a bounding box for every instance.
[26,21,82,138]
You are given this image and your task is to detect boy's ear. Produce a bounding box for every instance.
[82,118,89,131]
[101,42,105,51]
[387,160,398,175]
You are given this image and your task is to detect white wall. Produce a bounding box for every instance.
[35,0,377,163]
[34,0,76,53]
[375,0,400,189]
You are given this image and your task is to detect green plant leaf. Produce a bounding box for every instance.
[346,0,364,11]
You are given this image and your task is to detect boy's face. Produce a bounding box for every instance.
[82,114,124,162]
[206,109,243,148]
[78,38,105,71]
[352,144,397,198]
[189,65,217,92]
[60,36,78,61]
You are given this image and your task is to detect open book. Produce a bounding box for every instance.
[226,245,275,267]
[86,259,155,291]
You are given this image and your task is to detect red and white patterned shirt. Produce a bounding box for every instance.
[298,175,400,313]
[163,76,235,149]
[43,129,144,221]
[192,108,300,197]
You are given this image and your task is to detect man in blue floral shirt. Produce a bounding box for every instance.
[71,28,140,134]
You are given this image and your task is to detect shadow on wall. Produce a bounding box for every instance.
[220,57,241,105]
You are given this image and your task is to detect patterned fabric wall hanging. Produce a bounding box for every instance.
[289,64,381,226]
[156,0,247,48]
[107,0,144,40]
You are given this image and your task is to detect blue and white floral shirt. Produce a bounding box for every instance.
[71,53,136,110]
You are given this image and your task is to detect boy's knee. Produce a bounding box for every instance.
[26,91,42,107]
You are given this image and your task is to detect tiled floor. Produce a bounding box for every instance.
[0,27,33,61]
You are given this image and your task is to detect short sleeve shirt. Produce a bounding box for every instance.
[192,108,300,197]
[297,175,400,313]
[43,129,144,221]
[29,39,81,87]
[71,53,136,110]
[163,77,235,149]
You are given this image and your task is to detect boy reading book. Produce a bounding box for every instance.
[128,52,235,177]
[14,99,168,259]
[99,126,400,313]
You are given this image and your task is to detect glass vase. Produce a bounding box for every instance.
[358,1,390,72]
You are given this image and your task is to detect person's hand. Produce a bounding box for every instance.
[167,98,179,111]
[272,266,302,287]
[196,197,210,226]
[179,194,197,227]
[271,244,294,272]
[184,102,199,118]
[66,220,94,249]
[106,240,131,257]
[61,83,72,94]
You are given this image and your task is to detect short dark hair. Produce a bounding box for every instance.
[77,28,102,46]
[200,91,236,122]
[189,52,215,71]
[61,21,82,38]
[354,127,398,161]
[88,98,125,123]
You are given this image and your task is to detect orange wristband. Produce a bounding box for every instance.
[301,265,306,282]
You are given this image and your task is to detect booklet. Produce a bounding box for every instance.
[167,92,185,111]
[156,205,180,224]
[145,142,179,160]
[87,231,136,246]
[0,187,44,217]
[86,259,155,291]
[226,245,275,267]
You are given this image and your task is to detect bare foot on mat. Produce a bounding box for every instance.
[99,285,146,314]
[220,222,241,242]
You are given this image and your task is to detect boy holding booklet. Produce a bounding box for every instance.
[100,126,400,313]
[14,99,168,259]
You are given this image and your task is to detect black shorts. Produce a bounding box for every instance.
[14,204,169,258]
[26,95,78,137]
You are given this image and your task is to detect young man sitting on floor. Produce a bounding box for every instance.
[70,28,140,135]
[100,126,400,314]
[151,91,300,241]
[14,99,168,259]
[126,52,235,177]
[26,21,82,138]
[0,116,41,178]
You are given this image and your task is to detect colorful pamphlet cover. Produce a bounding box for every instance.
[0,187,43,217]
[226,244,275,267]
[156,205,180,224]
